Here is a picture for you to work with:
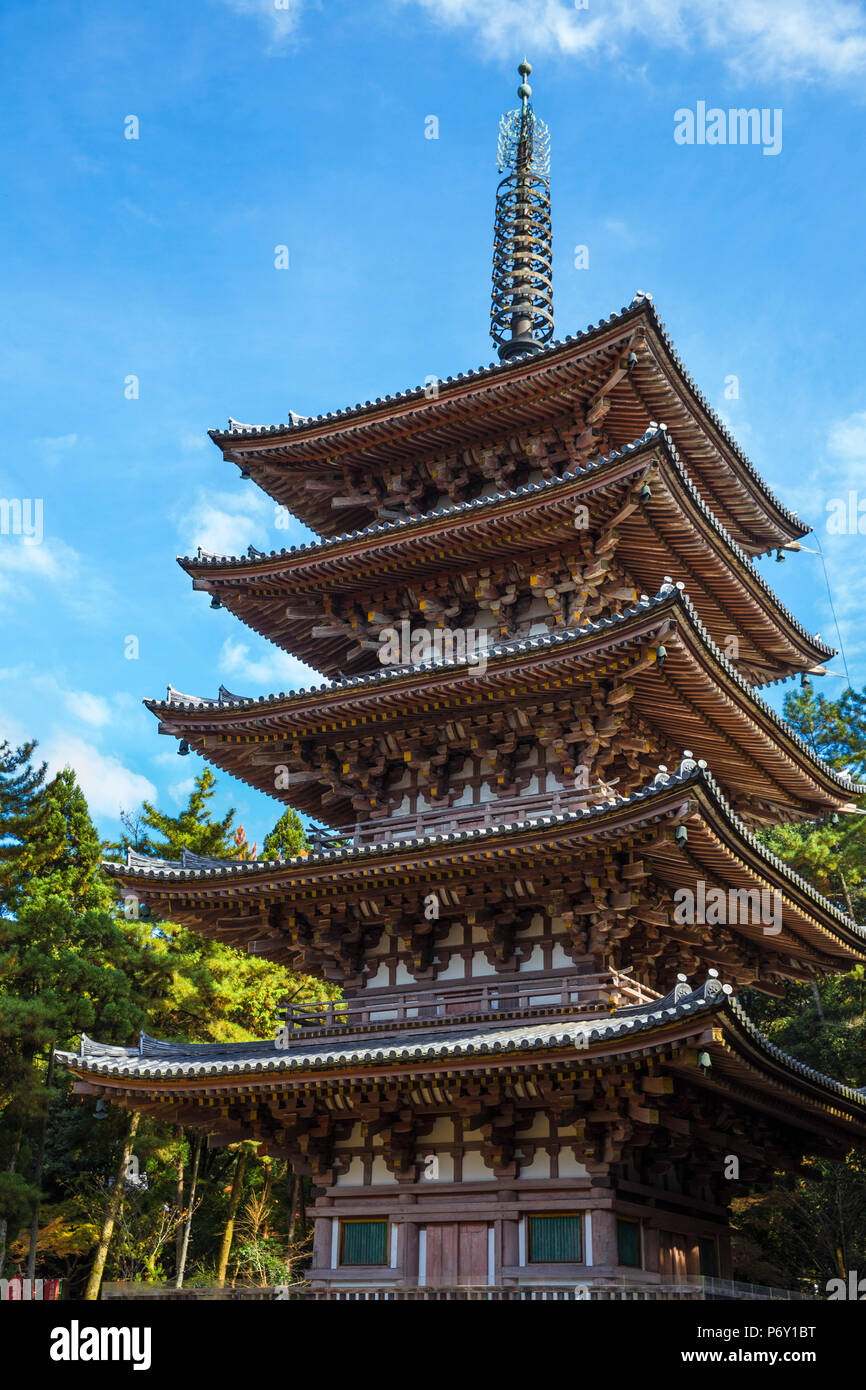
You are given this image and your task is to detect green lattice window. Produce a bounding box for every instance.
[698,1236,717,1277]
[528,1214,583,1263]
[616,1218,641,1268]
[340,1220,388,1266]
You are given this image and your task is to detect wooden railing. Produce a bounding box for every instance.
[287,1279,814,1301]
[305,789,598,855]
[291,1284,704,1301]
[281,971,660,1040]
[101,1276,816,1301]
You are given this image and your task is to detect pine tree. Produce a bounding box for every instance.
[0,765,142,1277]
[135,768,237,861]
[262,808,308,860]
[2,754,328,1288]
[732,680,866,1286]
[0,739,48,914]
[782,678,866,776]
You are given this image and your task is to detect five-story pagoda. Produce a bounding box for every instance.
[59,66,866,1296]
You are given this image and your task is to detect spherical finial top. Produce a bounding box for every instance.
[519,59,532,76]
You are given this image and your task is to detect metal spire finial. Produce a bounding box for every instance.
[491,61,553,361]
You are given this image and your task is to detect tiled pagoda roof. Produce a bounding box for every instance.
[179,428,829,684]
[206,299,806,555]
[144,586,862,820]
[101,760,866,971]
[54,976,866,1152]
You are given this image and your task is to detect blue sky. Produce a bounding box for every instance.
[2,0,866,847]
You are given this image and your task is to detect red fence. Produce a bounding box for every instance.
[1,1277,63,1300]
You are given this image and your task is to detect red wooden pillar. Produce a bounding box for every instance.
[717,1231,733,1280]
[399,1222,419,1285]
[590,1206,618,1270]
[643,1223,660,1274]
[312,1216,332,1274]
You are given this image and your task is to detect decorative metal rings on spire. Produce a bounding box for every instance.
[491,61,554,362]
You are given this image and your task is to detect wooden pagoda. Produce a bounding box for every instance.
[59,66,866,1296]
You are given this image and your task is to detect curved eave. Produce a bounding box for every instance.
[56,996,729,1087]
[144,588,863,821]
[55,994,866,1150]
[207,301,806,554]
[180,430,829,684]
[100,767,866,972]
[689,1000,866,1142]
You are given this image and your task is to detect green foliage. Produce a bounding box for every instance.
[742,969,866,1087]
[783,679,866,777]
[1,744,322,1289]
[0,1169,39,1236]
[731,681,866,1288]
[126,768,238,862]
[262,808,309,860]
[733,1154,866,1292]
[122,914,328,1044]
[0,738,47,915]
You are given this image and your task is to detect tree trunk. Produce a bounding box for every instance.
[838,870,855,919]
[261,1162,272,1238]
[175,1137,185,1275]
[299,1173,307,1237]
[175,1133,202,1289]
[811,978,826,1023]
[287,1165,300,1244]
[215,1149,247,1288]
[25,1046,55,1281]
[0,1130,22,1278]
[84,1110,140,1301]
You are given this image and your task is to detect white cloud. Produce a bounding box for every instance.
[602,218,640,249]
[0,667,134,734]
[218,0,306,45]
[0,541,64,593]
[219,635,317,691]
[33,433,78,453]
[42,734,156,820]
[63,690,113,727]
[152,749,186,768]
[180,431,208,453]
[397,0,866,84]
[176,486,274,558]
[117,198,161,227]
[0,535,112,624]
[827,410,866,462]
[168,776,197,805]
[0,536,84,614]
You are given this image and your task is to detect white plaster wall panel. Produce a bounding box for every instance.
[440,925,464,949]
[370,1157,397,1185]
[557,1151,589,1178]
[519,1151,551,1179]
[334,1157,365,1187]
[461,1152,495,1181]
[436,953,465,980]
[520,945,544,972]
[470,950,497,977]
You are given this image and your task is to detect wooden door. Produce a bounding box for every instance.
[659,1232,687,1282]
[425,1223,489,1286]
[457,1223,489,1286]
